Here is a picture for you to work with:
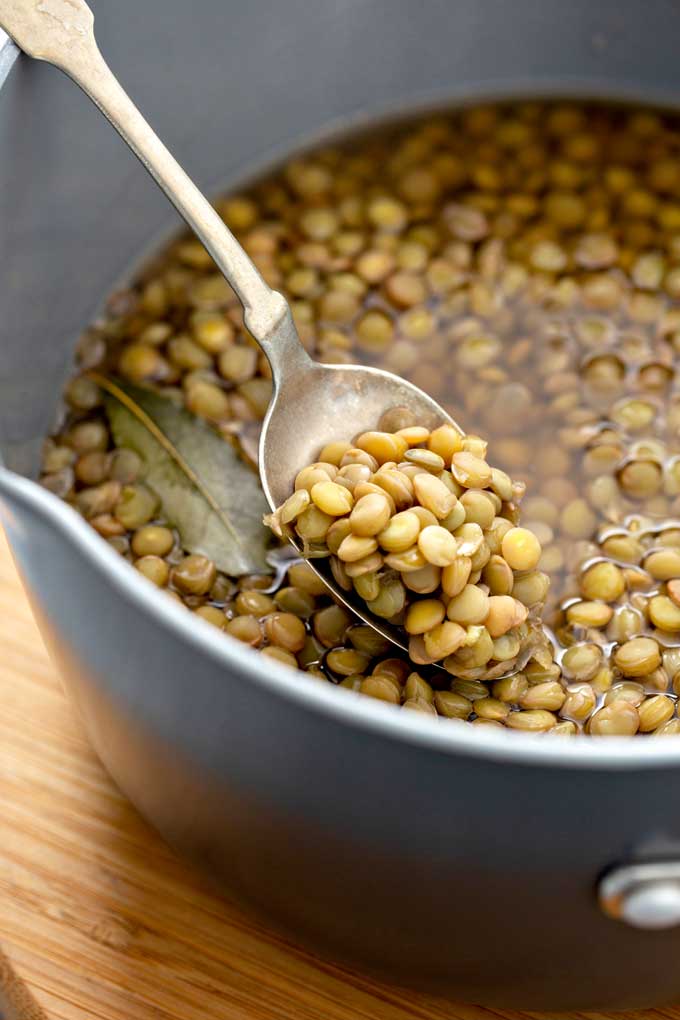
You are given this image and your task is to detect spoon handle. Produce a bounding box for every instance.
[0,0,301,355]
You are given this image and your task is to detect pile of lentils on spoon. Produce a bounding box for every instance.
[265,414,549,679]
[40,99,680,735]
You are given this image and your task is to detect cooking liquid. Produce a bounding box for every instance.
[42,100,680,733]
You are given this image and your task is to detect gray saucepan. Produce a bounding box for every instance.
[2,0,680,1009]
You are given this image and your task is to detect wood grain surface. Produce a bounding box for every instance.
[1,524,679,1020]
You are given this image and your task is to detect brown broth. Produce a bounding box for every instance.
[42,100,680,735]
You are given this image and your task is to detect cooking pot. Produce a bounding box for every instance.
[3,1,680,1009]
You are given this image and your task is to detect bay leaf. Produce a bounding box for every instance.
[98,376,270,576]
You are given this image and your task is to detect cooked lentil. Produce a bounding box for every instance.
[42,100,680,735]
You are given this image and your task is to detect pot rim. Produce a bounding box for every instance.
[4,467,680,771]
[5,79,680,771]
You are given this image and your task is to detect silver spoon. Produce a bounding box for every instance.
[1,0,459,652]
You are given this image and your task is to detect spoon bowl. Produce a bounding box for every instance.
[257,306,458,649]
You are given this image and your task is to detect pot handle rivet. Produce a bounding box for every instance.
[599,862,680,930]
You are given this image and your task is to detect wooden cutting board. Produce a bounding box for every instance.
[0,525,678,1020]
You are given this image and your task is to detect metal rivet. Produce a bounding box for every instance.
[599,862,680,930]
